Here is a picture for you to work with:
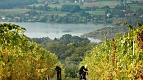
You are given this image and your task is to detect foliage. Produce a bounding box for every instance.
[82,26,130,40]
[30,37,51,44]
[63,78,79,80]
[0,0,37,9]
[80,22,143,80]
[61,5,80,13]
[27,4,50,11]
[0,23,64,80]
[64,63,78,78]
[32,34,98,78]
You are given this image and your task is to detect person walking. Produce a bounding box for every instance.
[78,65,88,80]
[55,66,62,80]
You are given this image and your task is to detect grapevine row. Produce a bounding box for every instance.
[0,23,65,80]
[80,22,143,80]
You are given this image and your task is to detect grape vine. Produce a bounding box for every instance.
[80,22,143,80]
[0,23,65,80]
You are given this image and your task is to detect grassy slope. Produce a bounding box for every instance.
[81,25,129,40]
[98,1,120,7]
[0,9,30,14]
[129,4,143,11]
[86,10,105,15]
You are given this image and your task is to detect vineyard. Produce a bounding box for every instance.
[80,22,143,80]
[1,22,143,80]
[0,23,65,80]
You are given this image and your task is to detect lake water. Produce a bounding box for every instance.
[1,22,113,43]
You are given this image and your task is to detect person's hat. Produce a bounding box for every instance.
[85,65,87,69]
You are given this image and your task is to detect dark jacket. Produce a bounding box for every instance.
[79,66,88,75]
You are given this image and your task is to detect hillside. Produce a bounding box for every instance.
[81,25,130,41]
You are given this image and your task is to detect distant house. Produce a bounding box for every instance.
[33,16,37,19]
[38,0,45,3]
[45,1,50,4]
[47,0,59,4]
[32,16,37,21]
[126,1,132,4]
[121,10,126,12]
[139,14,143,17]
[15,16,21,19]
[124,13,136,17]
[106,13,111,17]
[25,14,29,17]
[66,0,70,2]
[28,19,32,21]
[2,16,5,20]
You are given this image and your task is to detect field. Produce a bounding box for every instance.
[83,2,100,7]
[86,10,105,15]
[0,8,68,16]
[0,9,30,14]
[34,2,81,9]
[48,1,121,9]
[0,0,142,17]
[83,1,120,8]
[98,1,120,8]
[129,4,143,10]
[45,11,69,16]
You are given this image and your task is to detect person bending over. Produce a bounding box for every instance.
[78,65,88,80]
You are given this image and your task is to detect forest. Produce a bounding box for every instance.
[31,34,98,77]
[0,0,37,9]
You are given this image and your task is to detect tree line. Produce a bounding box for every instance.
[31,34,99,77]
[0,0,37,9]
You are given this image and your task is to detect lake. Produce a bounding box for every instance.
[1,22,113,43]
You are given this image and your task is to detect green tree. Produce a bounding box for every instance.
[0,23,65,79]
